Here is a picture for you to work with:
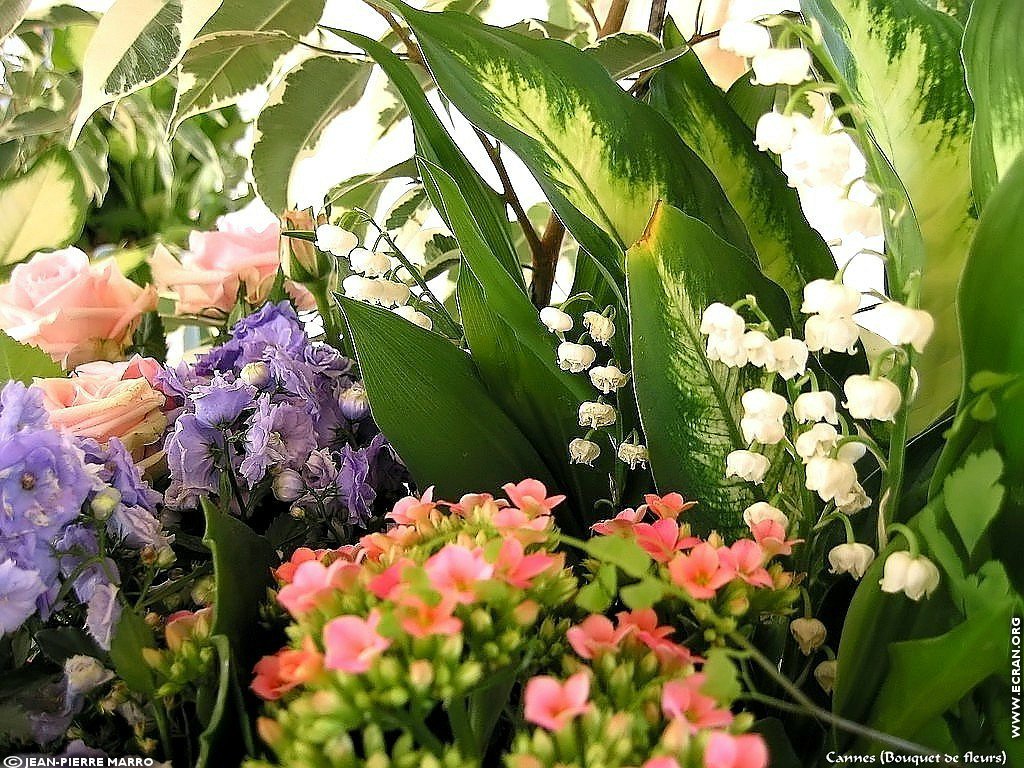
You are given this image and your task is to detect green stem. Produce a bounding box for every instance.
[309,278,343,347]
[447,696,478,758]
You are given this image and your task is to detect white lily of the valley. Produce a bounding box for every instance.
[815,660,837,694]
[578,401,616,429]
[719,20,772,57]
[741,388,788,445]
[795,422,839,462]
[801,279,862,318]
[393,305,432,330]
[793,390,839,424]
[540,306,573,333]
[828,542,875,579]
[751,47,813,86]
[314,224,357,257]
[743,501,789,532]
[755,111,798,154]
[767,335,809,379]
[583,311,615,345]
[557,342,597,373]
[342,274,373,302]
[790,617,827,655]
[804,314,860,354]
[589,365,628,394]
[873,302,935,353]
[706,332,750,368]
[843,375,902,421]
[350,248,393,278]
[805,456,858,504]
[742,330,775,368]
[568,438,601,466]
[617,441,649,469]
[836,482,871,514]
[65,655,114,697]
[878,551,940,601]
[726,449,771,484]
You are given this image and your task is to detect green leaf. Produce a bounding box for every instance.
[803,0,976,432]
[586,535,652,579]
[620,577,667,610]
[171,31,295,132]
[625,203,792,534]
[330,29,524,288]
[0,148,86,266]
[386,3,752,283]
[420,159,607,533]
[34,627,102,665]
[700,649,742,703]
[384,186,428,231]
[649,23,834,307]
[577,564,617,613]
[252,54,371,214]
[0,0,30,41]
[109,608,158,696]
[196,634,255,768]
[337,295,554,499]
[71,0,221,142]
[962,0,1024,209]
[0,331,62,383]
[943,450,1005,555]
[586,31,687,80]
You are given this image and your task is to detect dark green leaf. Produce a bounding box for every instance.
[0,330,62,383]
[109,608,157,696]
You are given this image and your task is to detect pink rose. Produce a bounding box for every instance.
[0,248,157,368]
[152,211,314,317]
[35,355,167,458]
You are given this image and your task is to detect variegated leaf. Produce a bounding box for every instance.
[71,0,221,142]
[803,0,976,432]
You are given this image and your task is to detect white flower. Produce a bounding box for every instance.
[836,482,871,514]
[706,332,749,367]
[751,47,812,86]
[718,20,772,57]
[583,311,615,344]
[540,306,573,333]
[767,335,809,379]
[365,279,411,308]
[804,315,860,354]
[755,111,798,154]
[742,331,775,368]
[700,302,745,336]
[314,224,357,256]
[393,305,432,330]
[558,342,597,373]
[873,302,935,353]
[837,440,867,464]
[878,551,940,601]
[342,274,373,302]
[272,469,305,502]
[740,388,788,445]
[815,659,837,694]
[743,501,789,531]
[578,401,617,429]
[790,617,826,655]
[617,441,649,469]
[838,199,883,238]
[801,279,862,318]
[64,655,114,696]
[828,543,875,579]
[794,391,838,424]
[781,132,852,188]
[589,364,628,394]
[843,375,902,421]
[240,361,272,389]
[350,248,393,278]
[569,438,601,466]
[726,449,771,483]
[795,422,839,461]
[805,456,858,503]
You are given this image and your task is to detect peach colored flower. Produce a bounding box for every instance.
[642,492,698,520]
[322,610,390,673]
[501,479,566,517]
[493,538,560,589]
[273,546,360,584]
[395,593,462,638]
[633,519,701,563]
[523,671,591,731]
[448,491,508,516]
[386,486,437,525]
[276,559,358,616]
[668,543,737,599]
[0,248,156,367]
[424,544,493,604]
[749,519,802,558]
[165,606,214,652]
[661,673,735,733]
[35,356,166,458]
[723,539,773,587]
[566,615,630,660]
[703,732,769,768]
[250,637,323,700]
[151,212,314,317]
[591,507,646,536]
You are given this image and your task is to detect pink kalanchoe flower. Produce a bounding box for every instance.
[448,492,508,516]
[633,518,701,563]
[723,539,773,587]
[396,594,462,638]
[567,614,631,659]
[387,487,437,525]
[644,759,682,768]
[251,636,323,700]
[643,492,697,520]
[493,538,560,589]
[703,732,769,768]
[616,609,701,668]
[667,543,737,600]
[424,544,494,604]
[359,525,422,562]
[322,610,391,674]
[368,557,415,600]
[749,519,802,558]
[523,671,592,731]
[277,559,359,616]
[661,674,735,733]
[501,479,566,517]
[491,507,552,545]
[591,507,646,536]
[274,546,359,584]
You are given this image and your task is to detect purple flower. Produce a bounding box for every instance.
[99,438,162,511]
[164,414,224,509]
[55,525,119,605]
[0,558,47,633]
[84,583,120,650]
[0,430,93,541]
[199,301,307,373]
[338,382,370,421]
[0,381,49,438]
[304,343,354,379]
[336,445,376,526]
[108,504,171,550]
[191,376,256,427]
[157,361,211,400]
